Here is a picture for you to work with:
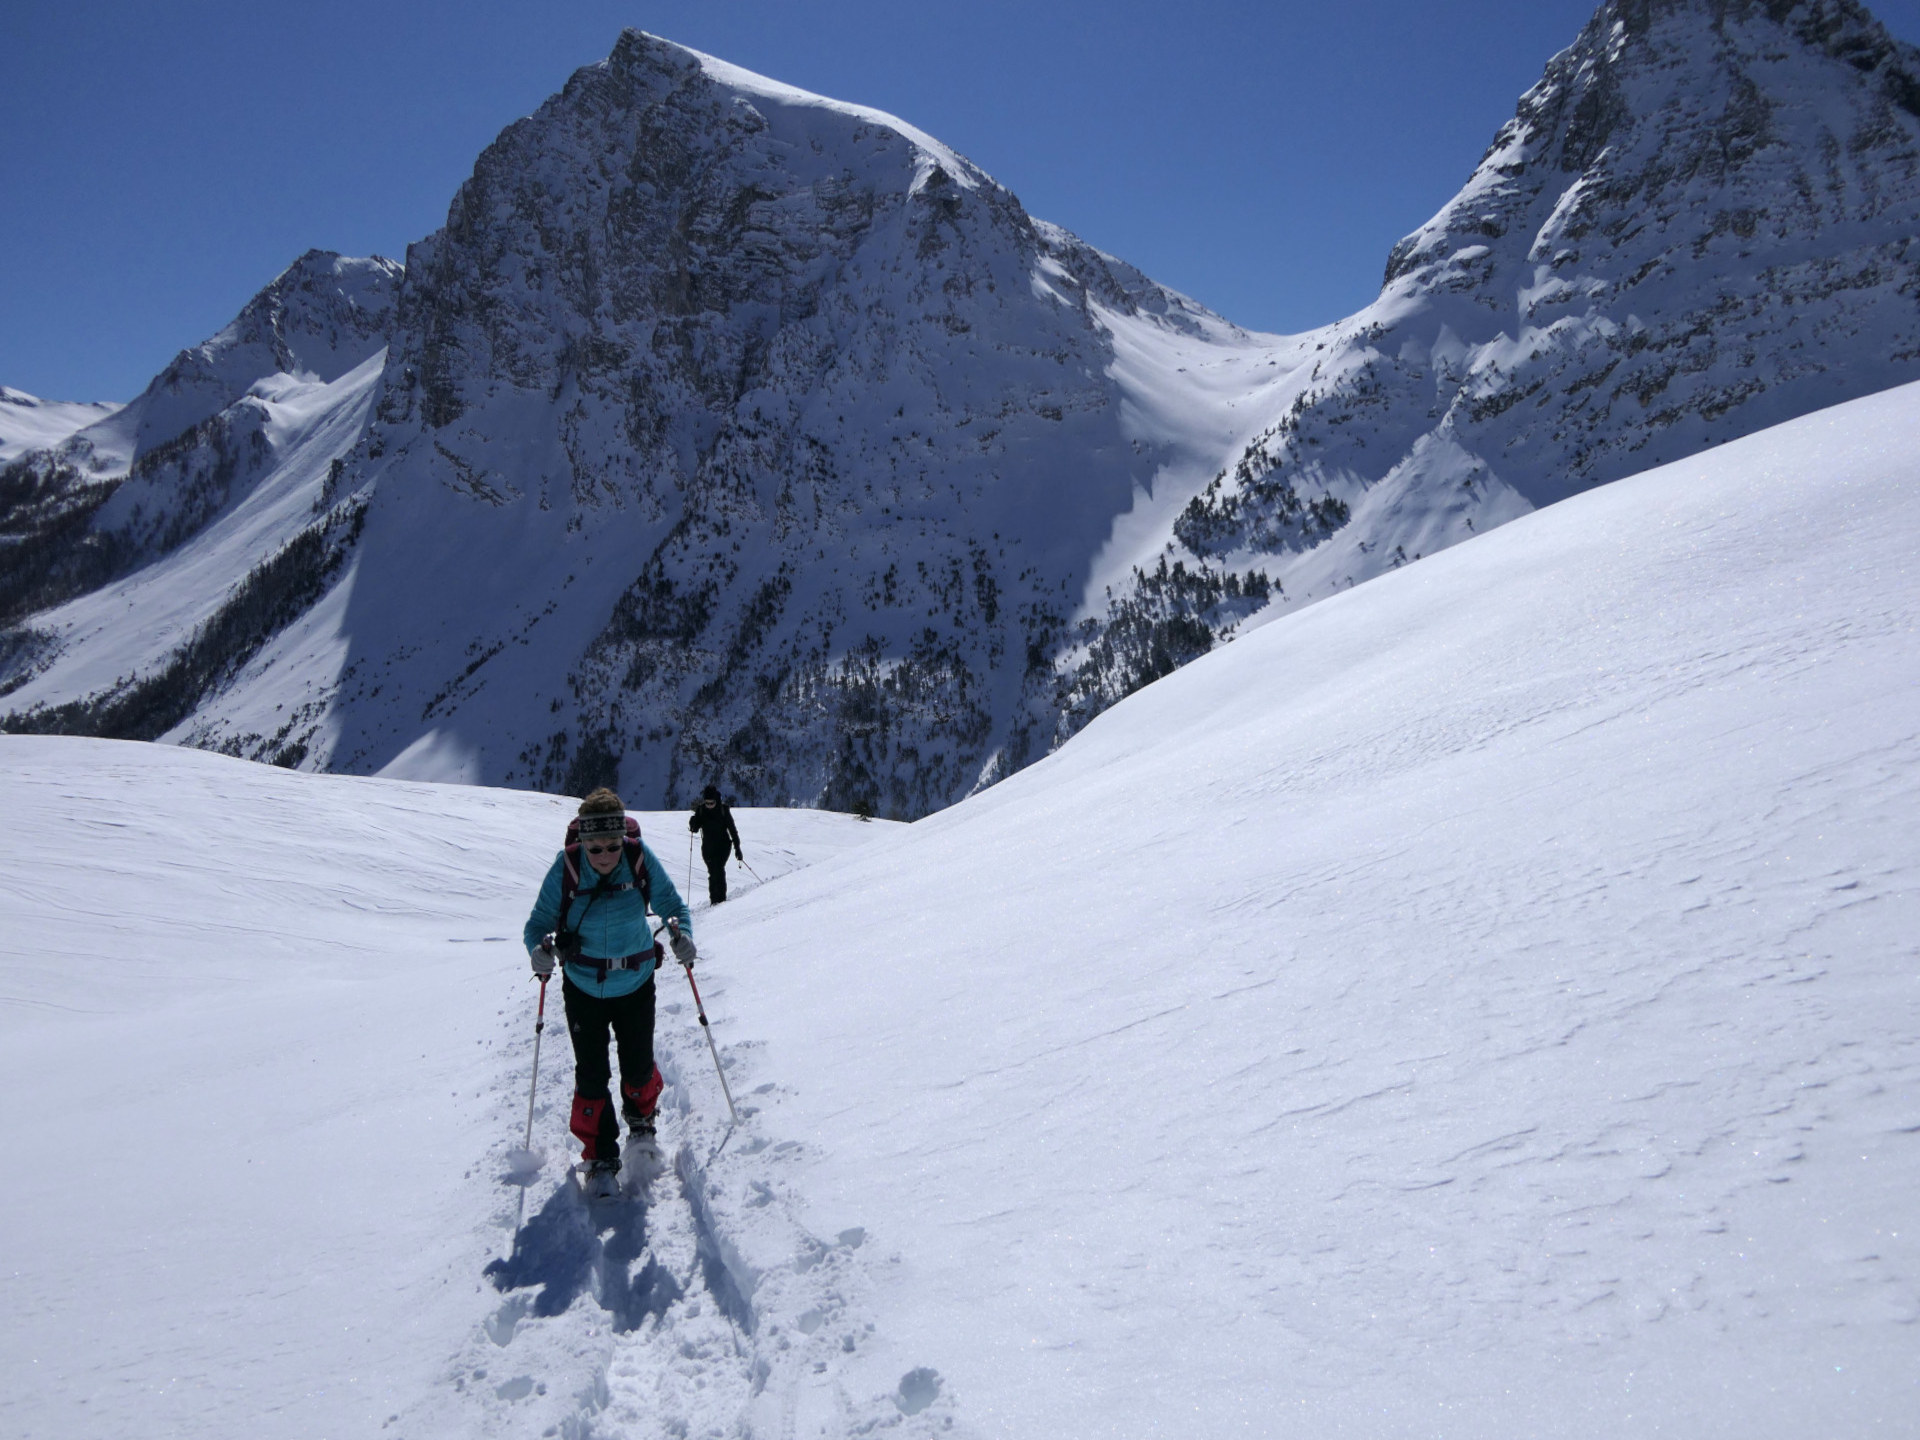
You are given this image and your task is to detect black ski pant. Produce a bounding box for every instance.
[703,848,729,904]
[563,972,657,1161]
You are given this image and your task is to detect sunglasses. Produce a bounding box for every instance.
[584,842,622,856]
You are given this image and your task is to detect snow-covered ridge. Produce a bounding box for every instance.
[37,248,401,482]
[0,250,399,638]
[678,38,991,193]
[0,353,385,745]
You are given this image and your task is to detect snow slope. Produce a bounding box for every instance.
[3,377,1917,1437]
[7,353,385,708]
[0,388,121,464]
[659,377,1920,1435]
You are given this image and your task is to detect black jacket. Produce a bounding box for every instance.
[689,799,742,860]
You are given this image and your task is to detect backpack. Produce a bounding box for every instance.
[556,815,653,951]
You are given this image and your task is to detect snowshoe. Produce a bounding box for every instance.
[580,1158,622,1202]
[622,1112,664,1180]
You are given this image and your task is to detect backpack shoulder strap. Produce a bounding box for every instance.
[559,843,582,922]
[624,837,652,908]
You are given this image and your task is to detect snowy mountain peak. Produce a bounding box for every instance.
[7,8,1920,818]
[0,251,397,634]
[117,248,402,466]
[309,27,1242,811]
[1385,0,1920,294]
[201,247,401,382]
[1128,0,1920,661]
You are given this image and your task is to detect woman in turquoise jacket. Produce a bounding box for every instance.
[525,788,694,1185]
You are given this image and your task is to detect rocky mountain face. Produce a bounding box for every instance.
[1133,0,1920,637]
[5,3,1918,815]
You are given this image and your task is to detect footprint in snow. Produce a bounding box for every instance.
[894,1367,942,1415]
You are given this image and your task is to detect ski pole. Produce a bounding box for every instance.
[669,918,739,1126]
[687,832,696,902]
[521,972,551,1152]
[738,854,765,884]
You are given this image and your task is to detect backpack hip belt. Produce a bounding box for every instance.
[571,942,666,975]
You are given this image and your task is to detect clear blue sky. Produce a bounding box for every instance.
[6,0,1919,402]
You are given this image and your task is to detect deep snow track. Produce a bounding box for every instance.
[0,743,910,1440]
[467,964,959,1440]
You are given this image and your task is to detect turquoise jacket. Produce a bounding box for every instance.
[522,842,693,998]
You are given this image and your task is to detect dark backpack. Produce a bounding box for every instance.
[556,815,653,952]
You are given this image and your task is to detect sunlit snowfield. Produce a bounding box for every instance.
[3,379,1917,1438]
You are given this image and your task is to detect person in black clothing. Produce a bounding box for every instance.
[688,783,743,904]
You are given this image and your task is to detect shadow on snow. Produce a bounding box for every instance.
[485,1180,683,1333]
